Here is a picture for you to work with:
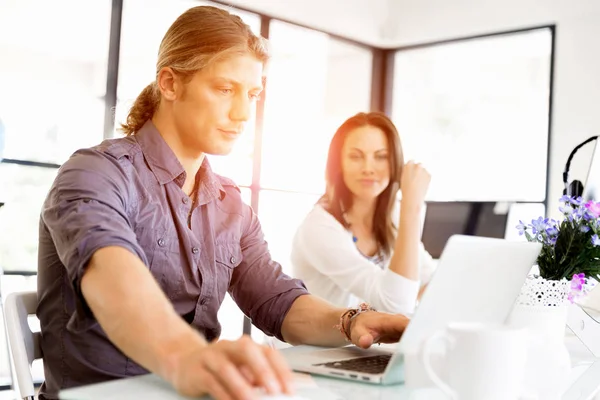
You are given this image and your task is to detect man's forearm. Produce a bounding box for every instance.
[81,246,206,382]
[280,295,348,347]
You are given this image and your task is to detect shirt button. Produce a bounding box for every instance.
[182,197,189,205]
[200,298,207,305]
[192,247,199,254]
[157,238,165,247]
[230,256,236,264]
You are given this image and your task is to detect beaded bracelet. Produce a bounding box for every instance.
[335,302,377,342]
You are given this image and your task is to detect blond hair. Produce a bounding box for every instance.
[120,6,269,136]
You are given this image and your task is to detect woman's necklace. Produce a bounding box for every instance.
[342,212,359,243]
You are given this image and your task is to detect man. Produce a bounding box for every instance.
[37,6,411,400]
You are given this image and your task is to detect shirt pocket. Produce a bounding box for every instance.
[214,242,242,301]
[134,226,184,297]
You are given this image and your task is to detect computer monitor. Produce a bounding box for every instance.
[421,202,509,259]
[582,140,600,202]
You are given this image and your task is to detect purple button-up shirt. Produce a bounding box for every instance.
[36,121,308,399]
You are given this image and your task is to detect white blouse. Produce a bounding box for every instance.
[290,204,436,315]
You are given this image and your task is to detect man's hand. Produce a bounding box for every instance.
[168,335,294,400]
[348,312,410,349]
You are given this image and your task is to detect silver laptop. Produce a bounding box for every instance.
[289,235,542,385]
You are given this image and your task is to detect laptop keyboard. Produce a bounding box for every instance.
[313,354,392,374]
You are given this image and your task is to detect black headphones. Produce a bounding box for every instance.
[563,136,598,197]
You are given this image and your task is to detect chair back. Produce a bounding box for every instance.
[4,291,42,399]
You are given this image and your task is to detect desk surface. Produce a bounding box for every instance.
[60,333,600,400]
[60,372,451,400]
[59,344,447,400]
[59,370,447,400]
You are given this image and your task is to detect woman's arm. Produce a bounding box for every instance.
[387,161,431,282]
[296,208,420,314]
[387,201,423,281]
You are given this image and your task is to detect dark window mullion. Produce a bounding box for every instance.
[103,0,124,139]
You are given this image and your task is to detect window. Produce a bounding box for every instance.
[256,19,372,270]
[0,0,111,164]
[391,28,552,202]
[260,21,373,194]
[0,165,58,273]
[258,190,321,275]
[116,0,261,187]
[250,189,322,345]
[0,0,111,275]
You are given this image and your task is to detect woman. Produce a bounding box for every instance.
[291,112,434,315]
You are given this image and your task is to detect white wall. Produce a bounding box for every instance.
[224,0,391,47]
[385,0,600,215]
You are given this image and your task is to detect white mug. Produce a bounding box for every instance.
[422,322,528,400]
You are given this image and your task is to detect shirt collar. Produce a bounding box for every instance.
[136,120,227,201]
[136,120,185,186]
[196,158,228,205]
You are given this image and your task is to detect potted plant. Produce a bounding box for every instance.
[516,194,600,304]
[507,195,600,399]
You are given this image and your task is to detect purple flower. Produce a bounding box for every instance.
[571,196,584,206]
[530,217,548,235]
[516,220,527,236]
[571,273,587,292]
[581,225,591,233]
[546,225,559,236]
[560,195,572,203]
[569,273,592,303]
[585,201,600,218]
[560,203,574,217]
[592,234,600,246]
[573,207,587,221]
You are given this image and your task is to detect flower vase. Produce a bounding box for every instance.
[506,275,572,400]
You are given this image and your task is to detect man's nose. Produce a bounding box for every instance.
[230,95,251,122]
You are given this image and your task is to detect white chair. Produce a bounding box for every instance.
[4,291,42,400]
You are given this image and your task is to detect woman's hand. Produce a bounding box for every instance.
[400,160,431,212]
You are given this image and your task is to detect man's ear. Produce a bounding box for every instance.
[156,67,178,101]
